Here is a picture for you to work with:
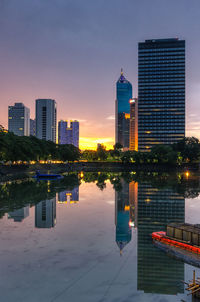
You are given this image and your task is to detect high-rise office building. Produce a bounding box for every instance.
[36,99,57,143]
[115,69,132,149]
[129,98,138,151]
[30,119,36,136]
[8,103,30,136]
[58,120,79,148]
[138,38,185,151]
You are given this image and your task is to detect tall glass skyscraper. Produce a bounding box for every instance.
[8,103,30,136]
[138,38,185,151]
[115,69,132,148]
[35,99,57,143]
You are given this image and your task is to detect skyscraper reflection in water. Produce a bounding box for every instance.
[137,183,185,294]
[35,198,56,228]
[115,180,138,254]
[8,206,29,222]
[58,187,79,204]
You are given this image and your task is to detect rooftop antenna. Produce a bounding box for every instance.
[121,68,123,75]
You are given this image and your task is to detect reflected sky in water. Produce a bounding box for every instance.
[0,173,200,302]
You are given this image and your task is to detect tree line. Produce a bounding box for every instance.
[0,131,80,162]
[1,130,200,164]
[82,137,200,164]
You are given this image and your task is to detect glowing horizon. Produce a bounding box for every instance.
[79,137,114,150]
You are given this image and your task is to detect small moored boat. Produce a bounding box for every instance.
[152,223,200,267]
[34,171,63,179]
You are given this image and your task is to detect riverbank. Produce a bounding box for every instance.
[0,163,67,182]
[68,161,200,172]
[0,161,199,182]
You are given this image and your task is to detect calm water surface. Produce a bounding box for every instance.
[0,172,200,302]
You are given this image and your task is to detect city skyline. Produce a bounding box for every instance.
[1,1,200,149]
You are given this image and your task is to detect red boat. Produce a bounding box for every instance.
[152,223,200,254]
[152,223,200,267]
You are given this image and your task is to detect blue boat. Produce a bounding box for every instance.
[34,171,63,179]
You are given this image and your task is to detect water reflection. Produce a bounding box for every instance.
[1,172,200,301]
[115,180,132,254]
[35,198,56,228]
[58,186,79,204]
[137,183,185,294]
[8,206,29,222]
[115,180,138,254]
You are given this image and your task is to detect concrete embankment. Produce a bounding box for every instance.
[0,163,67,182]
[0,162,199,182]
[67,161,200,172]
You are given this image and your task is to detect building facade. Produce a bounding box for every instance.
[58,120,79,148]
[58,120,68,144]
[71,120,79,148]
[115,69,132,149]
[129,98,138,151]
[30,119,36,136]
[138,38,185,151]
[35,99,57,143]
[8,103,30,136]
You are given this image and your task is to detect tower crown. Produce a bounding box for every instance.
[118,68,129,84]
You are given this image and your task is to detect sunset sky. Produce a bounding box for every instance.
[1,0,200,149]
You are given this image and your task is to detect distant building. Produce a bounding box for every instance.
[58,120,67,144]
[35,99,57,142]
[58,187,79,204]
[115,69,132,149]
[58,120,79,148]
[138,38,185,151]
[8,103,30,136]
[8,206,29,222]
[71,120,79,148]
[35,198,56,228]
[129,98,138,151]
[30,119,36,136]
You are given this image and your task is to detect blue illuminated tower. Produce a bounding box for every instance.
[115,69,132,148]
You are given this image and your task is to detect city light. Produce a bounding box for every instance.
[185,171,190,178]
